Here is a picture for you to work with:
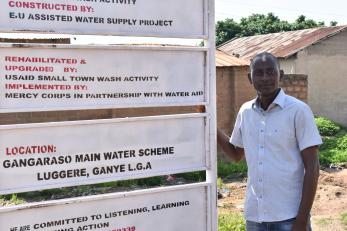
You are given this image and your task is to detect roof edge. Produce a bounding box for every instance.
[281,25,347,58]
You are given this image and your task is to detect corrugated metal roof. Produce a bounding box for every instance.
[216,49,249,67]
[218,25,347,60]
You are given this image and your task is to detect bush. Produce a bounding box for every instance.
[218,160,247,178]
[320,150,347,166]
[320,137,338,150]
[319,150,335,166]
[315,117,341,136]
[176,171,206,182]
[319,134,347,166]
[218,213,246,231]
[337,135,347,150]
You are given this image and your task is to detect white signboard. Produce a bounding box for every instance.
[0,44,207,112]
[0,184,208,231]
[0,0,206,38]
[0,114,208,194]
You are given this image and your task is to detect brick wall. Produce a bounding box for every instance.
[216,66,254,135]
[234,66,257,121]
[280,74,308,102]
[0,106,197,125]
[0,110,113,125]
[216,67,235,134]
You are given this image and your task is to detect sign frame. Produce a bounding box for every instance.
[0,113,210,194]
[0,183,211,231]
[0,0,208,39]
[0,43,209,113]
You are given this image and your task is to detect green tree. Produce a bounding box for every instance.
[216,18,241,46]
[238,13,291,37]
[330,21,338,26]
[291,15,325,30]
[216,13,331,46]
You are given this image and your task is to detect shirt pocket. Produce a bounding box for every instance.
[267,126,297,151]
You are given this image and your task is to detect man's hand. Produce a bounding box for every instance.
[217,128,244,162]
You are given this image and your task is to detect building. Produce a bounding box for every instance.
[219,26,347,126]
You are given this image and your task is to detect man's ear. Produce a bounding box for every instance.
[248,73,253,84]
[280,70,284,81]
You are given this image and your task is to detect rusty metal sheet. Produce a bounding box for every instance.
[219,26,347,60]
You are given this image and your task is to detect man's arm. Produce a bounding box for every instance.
[292,145,320,231]
[217,128,244,163]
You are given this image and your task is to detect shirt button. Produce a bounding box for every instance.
[259,179,263,182]
[259,162,262,165]
[260,129,264,133]
[260,146,264,149]
[259,195,263,199]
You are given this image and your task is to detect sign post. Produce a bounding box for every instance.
[0,0,217,230]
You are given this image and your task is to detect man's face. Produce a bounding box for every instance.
[250,57,280,97]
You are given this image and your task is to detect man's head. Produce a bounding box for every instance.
[248,52,283,97]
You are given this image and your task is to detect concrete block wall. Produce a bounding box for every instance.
[0,106,197,125]
[0,110,113,125]
[216,67,236,135]
[216,66,254,135]
[280,74,308,103]
[234,67,256,120]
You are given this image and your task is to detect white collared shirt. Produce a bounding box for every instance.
[230,89,322,222]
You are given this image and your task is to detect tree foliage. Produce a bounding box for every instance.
[216,13,330,46]
[216,18,241,46]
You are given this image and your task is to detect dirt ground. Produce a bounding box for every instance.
[218,169,347,231]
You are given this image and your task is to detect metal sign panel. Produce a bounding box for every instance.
[0,0,206,38]
[0,184,208,231]
[0,44,207,112]
[0,114,208,194]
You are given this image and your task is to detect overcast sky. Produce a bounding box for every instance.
[216,0,347,25]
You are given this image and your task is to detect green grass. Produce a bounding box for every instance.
[0,194,25,205]
[341,212,347,228]
[218,213,246,231]
[218,160,247,178]
[176,171,206,182]
[315,218,331,226]
[217,177,223,189]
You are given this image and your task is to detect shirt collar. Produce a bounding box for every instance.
[252,89,286,111]
[272,89,286,109]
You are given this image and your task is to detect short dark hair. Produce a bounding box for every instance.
[250,52,280,71]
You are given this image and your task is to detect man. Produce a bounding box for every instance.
[217,52,322,231]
